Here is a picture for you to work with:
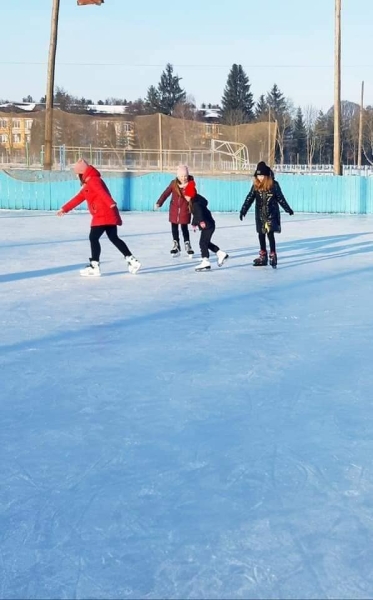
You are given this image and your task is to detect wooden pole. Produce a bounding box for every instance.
[357,80,364,168]
[158,113,163,171]
[268,106,271,165]
[334,0,342,175]
[44,0,60,170]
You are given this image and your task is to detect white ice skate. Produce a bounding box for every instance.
[185,241,194,258]
[216,249,229,267]
[195,257,211,272]
[80,260,101,277]
[126,255,141,274]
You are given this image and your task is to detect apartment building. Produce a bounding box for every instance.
[0,115,33,151]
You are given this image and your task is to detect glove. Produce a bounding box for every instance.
[154,203,160,210]
[239,211,244,221]
[288,209,294,216]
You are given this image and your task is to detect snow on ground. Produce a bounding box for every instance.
[2,210,373,600]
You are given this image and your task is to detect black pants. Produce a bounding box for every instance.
[259,231,276,253]
[89,226,131,262]
[200,225,219,258]
[171,223,190,244]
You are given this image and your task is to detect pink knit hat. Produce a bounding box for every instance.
[176,164,189,179]
[73,158,89,175]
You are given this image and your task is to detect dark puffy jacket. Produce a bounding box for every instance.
[191,194,215,230]
[240,180,293,234]
[156,176,195,225]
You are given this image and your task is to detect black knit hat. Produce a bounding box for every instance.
[254,161,271,177]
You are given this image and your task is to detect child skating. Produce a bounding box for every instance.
[57,159,141,277]
[155,165,195,258]
[187,185,228,272]
[239,161,294,268]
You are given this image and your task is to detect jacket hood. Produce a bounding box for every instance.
[83,165,101,181]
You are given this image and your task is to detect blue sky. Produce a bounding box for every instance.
[1,0,372,112]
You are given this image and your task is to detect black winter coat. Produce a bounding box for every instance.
[191,194,215,230]
[240,181,293,234]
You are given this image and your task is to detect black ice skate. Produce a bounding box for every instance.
[253,250,268,266]
[185,241,194,257]
[170,240,181,257]
[269,251,277,269]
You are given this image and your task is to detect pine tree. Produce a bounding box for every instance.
[145,85,161,114]
[221,64,254,124]
[265,84,291,163]
[314,111,334,164]
[266,84,287,118]
[255,95,268,121]
[157,63,186,115]
[292,107,307,163]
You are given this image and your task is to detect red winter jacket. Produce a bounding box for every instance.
[61,166,122,226]
[156,177,196,225]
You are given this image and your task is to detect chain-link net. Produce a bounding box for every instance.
[0,109,276,172]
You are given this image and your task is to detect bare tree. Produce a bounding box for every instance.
[276,99,294,165]
[304,104,318,166]
[5,117,14,158]
[173,95,197,120]
[362,107,373,165]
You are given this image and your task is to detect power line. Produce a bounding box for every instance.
[0,61,372,68]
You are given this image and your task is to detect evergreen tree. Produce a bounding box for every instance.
[265,84,291,163]
[266,84,287,118]
[149,63,186,116]
[255,95,268,121]
[314,111,334,164]
[292,107,307,163]
[221,64,254,124]
[145,85,161,114]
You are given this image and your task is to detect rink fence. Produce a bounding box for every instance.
[1,170,373,214]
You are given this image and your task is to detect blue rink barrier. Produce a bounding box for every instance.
[1,170,373,214]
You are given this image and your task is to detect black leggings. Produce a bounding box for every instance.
[171,223,190,243]
[89,226,131,261]
[200,225,219,258]
[259,231,276,253]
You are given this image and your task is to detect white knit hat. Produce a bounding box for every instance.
[176,164,189,179]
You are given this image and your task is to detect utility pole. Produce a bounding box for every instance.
[357,80,364,168]
[44,0,60,170]
[268,106,271,165]
[333,0,342,175]
[158,113,163,171]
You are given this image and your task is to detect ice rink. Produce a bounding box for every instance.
[2,210,373,599]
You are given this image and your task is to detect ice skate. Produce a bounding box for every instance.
[195,257,211,272]
[170,240,180,257]
[80,260,101,277]
[185,240,194,258]
[216,249,229,267]
[126,255,141,274]
[253,250,268,266]
[269,251,277,269]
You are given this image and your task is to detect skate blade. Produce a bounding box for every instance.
[80,272,101,277]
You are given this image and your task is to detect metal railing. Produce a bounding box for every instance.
[2,145,373,175]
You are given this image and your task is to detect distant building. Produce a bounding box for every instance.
[86,104,128,115]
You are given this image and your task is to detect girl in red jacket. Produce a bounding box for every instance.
[57,159,141,277]
[155,165,195,258]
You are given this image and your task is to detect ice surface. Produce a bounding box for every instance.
[1,210,373,599]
